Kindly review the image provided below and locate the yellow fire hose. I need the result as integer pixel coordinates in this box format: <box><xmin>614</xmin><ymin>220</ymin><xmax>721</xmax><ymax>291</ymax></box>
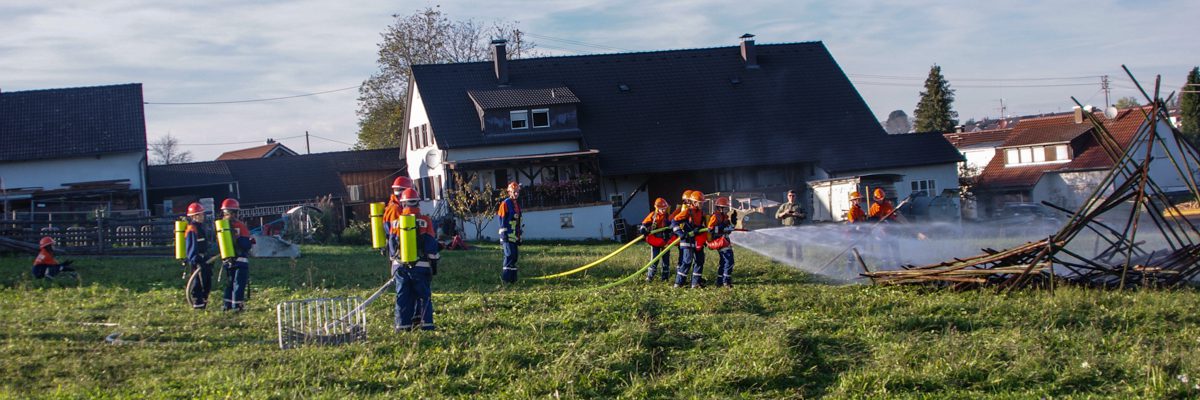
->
<box><xmin>592</xmin><ymin>228</ymin><xmax>709</xmax><ymax>290</ymax></box>
<box><xmin>531</xmin><ymin>227</ymin><xmax>672</xmax><ymax>280</ymax></box>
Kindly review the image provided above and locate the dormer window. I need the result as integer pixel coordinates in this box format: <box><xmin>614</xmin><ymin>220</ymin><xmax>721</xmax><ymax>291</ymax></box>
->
<box><xmin>532</xmin><ymin>109</ymin><xmax>550</xmax><ymax>128</ymax></box>
<box><xmin>510</xmin><ymin>110</ymin><xmax>528</xmax><ymax>130</ymax></box>
<box><xmin>1004</xmin><ymin>144</ymin><xmax>1070</xmax><ymax>166</ymax></box>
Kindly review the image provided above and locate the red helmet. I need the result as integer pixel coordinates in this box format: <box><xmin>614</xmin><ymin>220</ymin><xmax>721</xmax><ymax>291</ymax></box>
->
<box><xmin>654</xmin><ymin>197</ymin><xmax>669</xmax><ymax>210</ymax></box>
<box><xmin>714</xmin><ymin>197</ymin><xmax>731</xmax><ymax>208</ymax></box>
<box><xmin>39</xmin><ymin>236</ymin><xmax>55</xmax><ymax>248</ymax></box>
<box><xmin>400</xmin><ymin>188</ymin><xmax>420</xmax><ymax>203</ymax></box>
<box><xmin>392</xmin><ymin>176</ymin><xmax>413</xmax><ymax>190</ymax></box>
<box><xmin>187</xmin><ymin>202</ymin><xmax>205</xmax><ymax>216</ymax></box>
<box><xmin>221</xmin><ymin>198</ymin><xmax>240</xmax><ymax>211</ymax></box>
<box><xmin>507</xmin><ymin>181</ymin><xmax>521</xmax><ymax>192</ymax></box>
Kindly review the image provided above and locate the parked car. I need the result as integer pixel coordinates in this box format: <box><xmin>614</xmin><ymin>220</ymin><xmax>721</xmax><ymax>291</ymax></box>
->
<box><xmin>991</xmin><ymin>203</ymin><xmax>1062</xmax><ymax>231</ymax></box>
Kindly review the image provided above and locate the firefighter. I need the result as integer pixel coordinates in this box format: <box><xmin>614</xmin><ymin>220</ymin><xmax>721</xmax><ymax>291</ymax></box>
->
<box><xmin>384</xmin><ymin>176</ymin><xmax>417</xmax><ymax>257</ymax></box>
<box><xmin>708</xmin><ymin>197</ymin><xmax>736</xmax><ymax>288</ymax></box>
<box><xmin>31</xmin><ymin>236</ymin><xmax>73</xmax><ymax>279</ymax></box>
<box><xmin>184</xmin><ymin>202</ymin><xmax>212</xmax><ymax>310</ymax></box>
<box><xmin>672</xmin><ymin>190</ymin><xmax>706</xmax><ymax>288</ymax></box>
<box><xmin>498</xmin><ymin>181</ymin><xmax>522</xmax><ymax>283</ymax></box>
<box><xmin>393</xmin><ymin>188</ymin><xmax>439</xmax><ymax>331</ymax></box>
<box><xmin>219</xmin><ymin>198</ymin><xmax>254</xmax><ymax>312</ymax></box>
<box><xmin>640</xmin><ymin>197</ymin><xmax>673</xmax><ymax>281</ymax></box>
<box><xmin>689</xmin><ymin>190</ymin><xmax>709</xmax><ymax>287</ymax></box>
<box><xmin>775</xmin><ymin>189</ymin><xmax>806</xmax><ymax>261</ymax></box>
<box><xmin>868</xmin><ymin>188</ymin><xmax>903</xmax><ymax>266</ymax></box>
<box><xmin>845</xmin><ymin>191</ymin><xmax>867</xmax><ymax>270</ymax></box>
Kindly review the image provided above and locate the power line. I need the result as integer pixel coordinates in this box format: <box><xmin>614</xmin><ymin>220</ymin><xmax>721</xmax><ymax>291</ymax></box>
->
<box><xmin>523</xmin><ymin>32</ymin><xmax>631</xmax><ymax>52</ymax></box>
<box><xmin>848</xmin><ymin>73</ymin><xmax>1103</xmax><ymax>82</ymax></box>
<box><xmin>177</xmin><ymin>134</ymin><xmax>305</xmax><ymax>146</ymax></box>
<box><xmin>851</xmin><ymin>80</ymin><xmax>1098</xmax><ymax>88</ymax></box>
<box><xmin>145</xmin><ymin>85</ymin><xmax>359</xmax><ymax>105</ymax></box>
<box><xmin>308</xmin><ymin>134</ymin><xmax>356</xmax><ymax>146</ymax></box>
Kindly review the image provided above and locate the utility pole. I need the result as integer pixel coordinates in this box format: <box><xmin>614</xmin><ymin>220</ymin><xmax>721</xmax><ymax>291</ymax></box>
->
<box><xmin>305</xmin><ymin>131</ymin><xmax>311</xmax><ymax>154</ymax></box>
<box><xmin>1101</xmin><ymin>75</ymin><xmax>1111</xmax><ymax>107</ymax></box>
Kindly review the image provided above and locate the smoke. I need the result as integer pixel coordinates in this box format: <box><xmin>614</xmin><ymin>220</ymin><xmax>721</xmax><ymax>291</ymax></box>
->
<box><xmin>729</xmin><ymin>220</ymin><xmax>1154</xmax><ymax>283</ymax></box>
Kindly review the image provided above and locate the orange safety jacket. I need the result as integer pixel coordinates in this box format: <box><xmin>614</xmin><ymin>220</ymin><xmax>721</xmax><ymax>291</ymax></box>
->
<box><xmin>33</xmin><ymin>248</ymin><xmax>57</xmax><ymax>266</ymax></box>
<box><xmin>869</xmin><ymin>200</ymin><xmax>896</xmax><ymax>221</ymax></box>
<box><xmin>847</xmin><ymin>203</ymin><xmax>866</xmax><ymax>223</ymax></box>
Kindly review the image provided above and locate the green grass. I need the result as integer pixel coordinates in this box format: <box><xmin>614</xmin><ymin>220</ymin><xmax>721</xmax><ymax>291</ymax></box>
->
<box><xmin>1</xmin><ymin>242</ymin><xmax>1199</xmax><ymax>398</ymax></box>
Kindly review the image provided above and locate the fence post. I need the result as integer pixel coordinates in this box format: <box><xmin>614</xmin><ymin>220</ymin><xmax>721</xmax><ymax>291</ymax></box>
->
<box><xmin>97</xmin><ymin>217</ymin><xmax>106</xmax><ymax>254</ymax></box>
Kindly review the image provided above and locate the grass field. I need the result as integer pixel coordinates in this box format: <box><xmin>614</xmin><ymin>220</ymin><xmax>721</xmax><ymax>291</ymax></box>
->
<box><xmin>2</xmin><ymin>241</ymin><xmax>1199</xmax><ymax>398</ymax></box>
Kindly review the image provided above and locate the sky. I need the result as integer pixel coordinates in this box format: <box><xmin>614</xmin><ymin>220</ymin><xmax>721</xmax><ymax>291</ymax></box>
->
<box><xmin>2</xmin><ymin>0</ymin><xmax>1196</xmax><ymax>160</ymax></box>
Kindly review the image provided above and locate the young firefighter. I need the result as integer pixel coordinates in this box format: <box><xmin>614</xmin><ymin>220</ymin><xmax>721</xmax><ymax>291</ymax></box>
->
<box><xmin>690</xmin><ymin>190</ymin><xmax>709</xmax><ymax>287</ymax></box>
<box><xmin>844</xmin><ymin>191</ymin><xmax>867</xmax><ymax>270</ymax></box>
<box><xmin>184</xmin><ymin>202</ymin><xmax>212</xmax><ymax>310</ymax></box>
<box><xmin>393</xmin><ymin>188</ymin><xmax>439</xmax><ymax>331</ymax></box>
<box><xmin>498</xmin><ymin>181</ymin><xmax>522</xmax><ymax>284</ymax></box>
<box><xmin>31</xmin><ymin>236</ymin><xmax>73</xmax><ymax>279</ymax></box>
<box><xmin>383</xmin><ymin>176</ymin><xmax>416</xmax><ymax>257</ymax></box>
<box><xmin>868</xmin><ymin>188</ymin><xmax>903</xmax><ymax>266</ymax></box>
<box><xmin>639</xmin><ymin>197</ymin><xmax>673</xmax><ymax>281</ymax></box>
<box><xmin>707</xmin><ymin>197</ymin><xmax>736</xmax><ymax>288</ymax></box>
<box><xmin>219</xmin><ymin>198</ymin><xmax>254</xmax><ymax>312</ymax></box>
<box><xmin>672</xmin><ymin>190</ymin><xmax>706</xmax><ymax>288</ymax></box>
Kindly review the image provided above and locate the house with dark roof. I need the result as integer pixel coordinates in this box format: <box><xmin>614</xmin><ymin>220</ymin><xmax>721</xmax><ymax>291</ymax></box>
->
<box><xmin>148</xmin><ymin>148</ymin><xmax>404</xmax><ymax>230</ymax></box>
<box><xmin>404</xmin><ymin>36</ymin><xmax>963</xmax><ymax>238</ymax></box>
<box><xmin>0</xmin><ymin>84</ymin><xmax>149</xmax><ymax>217</ymax></box>
<box><xmin>216</xmin><ymin>139</ymin><xmax>298</xmax><ymax>160</ymax></box>
<box><xmin>969</xmin><ymin>106</ymin><xmax>1193</xmax><ymax>216</ymax></box>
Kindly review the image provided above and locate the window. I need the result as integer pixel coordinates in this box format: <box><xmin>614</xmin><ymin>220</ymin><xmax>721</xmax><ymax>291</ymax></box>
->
<box><xmin>1033</xmin><ymin>146</ymin><xmax>1046</xmax><ymax>162</ymax></box>
<box><xmin>421</xmin><ymin>125</ymin><xmax>429</xmax><ymax>147</ymax></box>
<box><xmin>409</xmin><ymin>128</ymin><xmax>416</xmax><ymax>150</ymax></box>
<box><xmin>510</xmin><ymin>110</ymin><xmax>528</xmax><ymax>130</ymax></box>
<box><xmin>1055</xmin><ymin>145</ymin><xmax>1069</xmax><ymax>161</ymax></box>
<box><xmin>531</xmin><ymin>108</ymin><xmax>550</xmax><ymax>128</ymax></box>
<box><xmin>910</xmin><ymin>179</ymin><xmax>936</xmax><ymax>194</ymax></box>
<box><xmin>347</xmin><ymin>185</ymin><xmax>362</xmax><ymax>202</ymax></box>
<box><xmin>1019</xmin><ymin>147</ymin><xmax>1033</xmax><ymax>163</ymax></box>
<box><xmin>1006</xmin><ymin>148</ymin><xmax>1019</xmax><ymax>165</ymax></box>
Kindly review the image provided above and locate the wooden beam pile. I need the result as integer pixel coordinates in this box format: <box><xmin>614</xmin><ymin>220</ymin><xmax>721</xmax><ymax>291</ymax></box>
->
<box><xmin>865</xmin><ymin>69</ymin><xmax>1200</xmax><ymax>291</ymax></box>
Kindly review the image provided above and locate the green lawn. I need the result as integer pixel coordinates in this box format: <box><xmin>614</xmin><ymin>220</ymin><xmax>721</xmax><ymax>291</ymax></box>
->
<box><xmin>1</xmin><ymin>242</ymin><xmax>1198</xmax><ymax>398</ymax></box>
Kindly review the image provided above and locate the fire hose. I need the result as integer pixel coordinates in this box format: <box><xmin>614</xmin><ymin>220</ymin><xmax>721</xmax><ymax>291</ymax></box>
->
<box><xmin>531</xmin><ymin>227</ymin><xmax>672</xmax><ymax>279</ymax></box>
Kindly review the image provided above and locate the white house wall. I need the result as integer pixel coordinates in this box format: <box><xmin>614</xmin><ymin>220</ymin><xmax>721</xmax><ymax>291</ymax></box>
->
<box><xmin>961</xmin><ymin>147</ymin><xmax>996</xmax><ymax>175</ymax></box>
<box><xmin>606</xmin><ymin>175</ymin><xmax>650</xmax><ymax>226</ymax></box>
<box><xmin>0</xmin><ymin>151</ymin><xmax>146</xmax><ymax>190</ymax></box>
<box><xmin>834</xmin><ymin>163</ymin><xmax>960</xmax><ymax>201</ymax></box>
<box><xmin>464</xmin><ymin>203</ymin><xmax>614</xmax><ymax>240</ymax></box>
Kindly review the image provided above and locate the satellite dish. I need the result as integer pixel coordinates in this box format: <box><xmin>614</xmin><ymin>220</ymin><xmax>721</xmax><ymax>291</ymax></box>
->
<box><xmin>1104</xmin><ymin>106</ymin><xmax>1119</xmax><ymax>119</ymax></box>
<box><xmin>424</xmin><ymin>149</ymin><xmax>442</xmax><ymax>167</ymax></box>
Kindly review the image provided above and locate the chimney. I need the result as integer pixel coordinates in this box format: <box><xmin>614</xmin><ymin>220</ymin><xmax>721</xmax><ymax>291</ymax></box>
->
<box><xmin>491</xmin><ymin>39</ymin><xmax>509</xmax><ymax>85</ymax></box>
<box><xmin>739</xmin><ymin>33</ymin><xmax>758</xmax><ymax>69</ymax></box>
<box><xmin>1073</xmin><ymin>106</ymin><xmax>1083</xmax><ymax>124</ymax></box>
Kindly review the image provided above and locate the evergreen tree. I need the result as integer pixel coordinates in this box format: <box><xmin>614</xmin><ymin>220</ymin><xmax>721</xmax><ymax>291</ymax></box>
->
<box><xmin>1182</xmin><ymin>66</ymin><xmax>1200</xmax><ymax>145</ymax></box>
<box><xmin>913</xmin><ymin>65</ymin><xmax>959</xmax><ymax>133</ymax></box>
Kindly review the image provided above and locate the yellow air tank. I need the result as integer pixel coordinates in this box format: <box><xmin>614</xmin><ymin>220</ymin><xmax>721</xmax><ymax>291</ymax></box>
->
<box><xmin>214</xmin><ymin>219</ymin><xmax>235</xmax><ymax>259</ymax></box>
<box><xmin>398</xmin><ymin>215</ymin><xmax>418</xmax><ymax>263</ymax></box>
<box><xmin>370</xmin><ymin>202</ymin><xmax>386</xmax><ymax>249</ymax></box>
<box><xmin>174</xmin><ymin>220</ymin><xmax>188</xmax><ymax>260</ymax></box>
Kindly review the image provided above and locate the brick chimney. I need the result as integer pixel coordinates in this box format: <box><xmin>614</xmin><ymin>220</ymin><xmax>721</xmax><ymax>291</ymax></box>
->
<box><xmin>492</xmin><ymin>39</ymin><xmax>509</xmax><ymax>85</ymax></box>
<box><xmin>739</xmin><ymin>33</ymin><xmax>758</xmax><ymax>69</ymax></box>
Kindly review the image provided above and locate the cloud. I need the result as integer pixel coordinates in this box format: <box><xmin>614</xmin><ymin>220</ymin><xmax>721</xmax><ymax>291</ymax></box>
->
<box><xmin>2</xmin><ymin>0</ymin><xmax>1196</xmax><ymax>161</ymax></box>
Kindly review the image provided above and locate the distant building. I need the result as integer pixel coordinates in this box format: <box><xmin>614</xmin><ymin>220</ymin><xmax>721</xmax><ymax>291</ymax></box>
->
<box><xmin>0</xmin><ymin>84</ymin><xmax>148</xmax><ymax>218</ymax></box>
<box><xmin>962</xmin><ymin>106</ymin><xmax>1195</xmax><ymax>216</ymax></box>
<box><xmin>216</xmin><ymin>139</ymin><xmax>298</xmax><ymax>160</ymax></box>
<box><xmin>404</xmin><ymin>36</ymin><xmax>963</xmax><ymax>238</ymax></box>
<box><xmin>148</xmin><ymin>148</ymin><xmax>404</xmax><ymax>230</ymax></box>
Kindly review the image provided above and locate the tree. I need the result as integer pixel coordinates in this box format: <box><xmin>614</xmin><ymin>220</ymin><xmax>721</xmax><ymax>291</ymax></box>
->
<box><xmin>148</xmin><ymin>134</ymin><xmax>193</xmax><ymax>165</ymax></box>
<box><xmin>883</xmin><ymin>109</ymin><xmax>912</xmax><ymax>134</ymax></box>
<box><xmin>1182</xmin><ymin>67</ymin><xmax>1200</xmax><ymax>145</ymax></box>
<box><xmin>1114</xmin><ymin>96</ymin><xmax>1140</xmax><ymax>109</ymax></box>
<box><xmin>913</xmin><ymin>65</ymin><xmax>959</xmax><ymax>133</ymax></box>
<box><xmin>446</xmin><ymin>172</ymin><xmax>502</xmax><ymax>241</ymax></box>
<box><xmin>353</xmin><ymin>6</ymin><xmax>535</xmax><ymax>150</ymax></box>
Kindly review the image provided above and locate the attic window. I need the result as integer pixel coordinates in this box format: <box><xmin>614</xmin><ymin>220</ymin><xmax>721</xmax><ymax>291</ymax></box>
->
<box><xmin>618</xmin><ymin>84</ymin><xmax>630</xmax><ymax>92</ymax></box>
<box><xmin>510</xmin><ymin>110</ymin><xmax>528</xmax><ymax>130</ymax></box>
<box><xmin>532</xmin><ymin>109</ymin><xmax>549</xmax><ymax>128</ymax></box>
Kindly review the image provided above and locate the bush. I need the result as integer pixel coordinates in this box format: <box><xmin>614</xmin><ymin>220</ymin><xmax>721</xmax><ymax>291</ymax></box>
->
<box><xmin>340</xmin><ymin>220</ymin><xmax>371</xmax><ymax>246</ymax></box>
